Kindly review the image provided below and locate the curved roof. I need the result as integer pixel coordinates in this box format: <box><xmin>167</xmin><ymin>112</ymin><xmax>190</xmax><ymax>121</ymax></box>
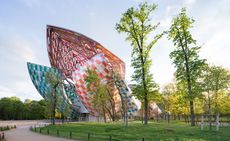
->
<box><xmin>27</xmin><ymin>62</ymin><xmax>88</xmax><ymax>114</ymax></box>
<box><xmin>47</xmin><ymin>25</ymin><xmax>125</xmax><ymax>79</ymax></box>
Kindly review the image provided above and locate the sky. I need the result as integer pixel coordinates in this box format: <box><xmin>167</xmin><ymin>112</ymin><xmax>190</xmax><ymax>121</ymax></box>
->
<box><xmin>0</xmin><ymin>0</ymin><xmax>230</xmax><ymax>101</ymax></box>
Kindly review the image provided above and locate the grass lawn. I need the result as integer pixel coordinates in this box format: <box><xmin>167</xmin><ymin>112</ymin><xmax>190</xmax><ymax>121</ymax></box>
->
<box><xmin>34</xmin><ymin>121</ymin><xmax>230</xmax><ymax>141</ymax></box>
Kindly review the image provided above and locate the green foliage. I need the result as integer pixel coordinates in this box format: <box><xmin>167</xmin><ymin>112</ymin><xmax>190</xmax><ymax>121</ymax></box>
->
<box><xmin>162</xmin><ymin>83</ymin><xmax>180</xmax><ymax>115</ymax></box>
<box><xmin>0</xmin><ymin>97</ymin><xmax>24</xmax><ymax>120</ymax></box>
<box><xmin>116</xmin><ymin>2</ymin><xmax>164</xmax><ymax>124</ymax></box>
<box><xmin>201</xmin><ymin>65</ymin><xmax>230</xmax><ymax>114</ymax></box>
<box><xmin>218</xmin><ymin>91</ymin><xmax>230</xmax><ymax>114</ymax></box>
<box><xmin>84</xmin><ymin>69</ymin><xmax>112</xmax><ymax>122</ymax></box>
<box><xmin>24</xmin><ymin>99</ymin><xmax>47</xmax><ymax>119</ymax></box>
<box><xmin>202</xmin><ymin>65</ymin><xmax>230</xmax><ymax>93</ymax></box>
<box><xmin>84</xmin><ymin>69</ymin><xmax>105</xmax><ymax>109</ymax></box>
<box><xmin>0</xmin><ymin>97</ymin><xmax>47</xmax><ymax>120</ymax></box>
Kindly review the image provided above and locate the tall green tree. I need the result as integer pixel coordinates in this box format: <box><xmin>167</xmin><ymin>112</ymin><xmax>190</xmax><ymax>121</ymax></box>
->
<box><xmin>45</xmin><ymin>72</ymin><xmax>62</xmax><ymax>125</ymax></box>
<box><xmin>168</xmin><ymin>8</ymin><xmax>206</xmax><ymax>126</ymax></box>
<box><xmin>116</xmin><ymin>2</ymin><xmax>164</xmax><ymax>125</ymax></box>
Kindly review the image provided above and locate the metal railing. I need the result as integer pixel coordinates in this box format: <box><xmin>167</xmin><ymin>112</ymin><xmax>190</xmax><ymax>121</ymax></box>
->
<box><xmin>30</xmin><ymin>125</ymin><xmax>146</xmax><ymax>141</ymax></box>
<box><xmin>30</xmin><ymin>124</ymin><xmax>225</xmax><ymax>141</ymax></box>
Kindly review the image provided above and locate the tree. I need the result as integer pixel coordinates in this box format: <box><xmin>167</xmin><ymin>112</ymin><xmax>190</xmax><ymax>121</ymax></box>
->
<box><xmin>116</xmin><ymin>2</ymin><xmax>164</xmax><ymax>125</ymax></box>
<box><xmin>85</xmin><ymin>69</ymin><xmax>115</xmax><ymax>122</ymax></box>
<box><xmin>0</xmin><ymin>97</ymin><xmax>25</xmax><ymax>120</ymax></box>
<box><xmin>104</xmin><ymin>77</ymin><xmax>117</xmax><ymax>122</ymax></box>
<box><xmin>45</xmin><ymin>72</ymin><xmax>62</xmax><ymax>125</ymax></box>
<box><xmin>0</xmin><ymin>97</ymin><xmax>49</xmax><ymax>120</ymax></box>
<box><xmin>202</xmin><ymin>65</ymin><xmax>230</xmax><ymax>113</ymax></box>
<box><xmin>217</xmin><ymin>90</ymin><xmax>230</xmax><ymax>114</ymax></box>
<box><xmin>201</xmin><ymin>65</ymin><xmax>230</xmax><ymax>129</ymax></box>
<box><xmin>162</xmin><ymin>83</ymin><xmax>177</xmax><ymax>123</ymax></box>
<box><xmin>38</xmin><ymin>99</ymin><xmax>48</xmax><ymax>119</ymax></box>
<box><xmin>168</xmin><ymin>8</ymin><xmax>206</xmax><ymax>126</ymax></box>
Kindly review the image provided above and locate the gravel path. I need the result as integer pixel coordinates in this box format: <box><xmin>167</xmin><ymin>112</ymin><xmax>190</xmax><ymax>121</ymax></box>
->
<box><xmin>4</xmin><ymin>125</ymin><xmax>79</xmax><ymax>141</ymax></box>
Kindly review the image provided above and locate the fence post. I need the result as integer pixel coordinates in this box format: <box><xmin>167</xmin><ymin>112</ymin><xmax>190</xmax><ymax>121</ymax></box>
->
<box><xmin>2</xmin><ymin>132</ymin><xmax>4</xmax><ymax>140</ymax></box>
<box><xmin>35</xmin><ymin>126</ymin><xmax>36</xmax><ymax>132</ymax></box>
<box><xmin>109</xmin><ymin>135</ymin><xmax>112</xmax><ymax>141</ymax></box>
<box><xmin>57</xmin><ymin>130</ymin><xmax>59</xmax><ymax>136</ymax></box>
<box><xmin>216</xmin><ymin>113</ymin><xmax>220</xmax><ymax>131</ymax></box>
<box><xmin>88</xmin><ymin>133</ymin><xmax>90</xmax><ymax>141</ymax></box>
<box><xmin>201</xmin><ymin>114</ymin><xmax>204</xmax><ymax>131</ymax></box>
<box><xmin>142</xmin><ymin>138</ymin><xmax>145</xmax><ymax>141</ymax></box>
<box><xmin>69</xmin><ymin>131</ymin><xmax>72</xmax><ymax>139</ymax></box>
<box><xmin>40</xmin><ymin>128</ymin><xmax>41</xmax><ymax>133</ymax></box>
<box><xmin>47</xmin><ymin>129</ymin><xmax>49</xmax><ymax>135</ymax></box>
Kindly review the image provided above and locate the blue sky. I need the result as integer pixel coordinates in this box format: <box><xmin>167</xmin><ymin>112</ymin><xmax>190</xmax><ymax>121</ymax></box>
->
<box><xmin>0</xmin><ymin>0</ymin><xmax>230</xmax><ymax>101</ymax></box>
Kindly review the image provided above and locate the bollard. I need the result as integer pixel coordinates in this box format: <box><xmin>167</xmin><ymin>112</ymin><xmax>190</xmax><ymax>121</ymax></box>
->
<box><xmin>2</xmin><ymin>132</ymin><xmax>4</xmax><ymax>139</ymax></box>
<box><xmin>57</xmin><ymin>130</ymin><xmax>59</xmax><ymax>136</ymax></box>
<box><xmin>142</xmin><ymin>138</ymin><xmax>145</xmax><ymax>141</ymax></box>
<box><xmin>88</xmin><ymin>133</ymin><xmax>90</xmax><ymax>141</ymax></box>
<box><xmin>47</xmin><ymin>129</ymin><xmax>49</xmax><ymax>135</ymax></box>
<box><xmin>109</xmin><ymin>135</ymin><xmax>112</xmax><ymax>141</ymax></box>
<box><xmin>40</xmin><ymin>128</ymin><xmax>41</xmax><ymax>133</ymax></box>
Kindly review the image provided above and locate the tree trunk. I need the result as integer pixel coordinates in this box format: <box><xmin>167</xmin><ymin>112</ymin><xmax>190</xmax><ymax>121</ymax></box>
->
<box><xmin>140</xmin><ymin>49</ymin><xmax>148</xmax><ymax>125</ymax></box>
<box><xmin>190</xmin><ymin>100</ymin><xmax>195</xmax><ymax>126</ymax></box>
<box><xmin>167</xmin><ymin>112</ymin><xmax>170</xmax><ymax>123</ymax></box>
<box><xmin>144</xmin><ymin>93</ymin><xmax>148</xmax><ymax>124</ymax></box>
<box><xmin>103</xmin><ymin>110</ymin><xmax>106</xmax><ymax>123</ymax></box>
<box><xmin>61</xmin><ymin>113</ymin><xmax>64</xmax><ymax>124</ymax></box>
<box><xmin>52</xmin><ymin>91</ymin><xmax>57</xmax><ymax>125</ymax></box>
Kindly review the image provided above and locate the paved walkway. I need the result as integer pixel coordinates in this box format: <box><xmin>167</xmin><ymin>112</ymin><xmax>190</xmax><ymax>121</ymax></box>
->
<box><xmin>4</xmin><ymin>125</ymin><xmax>78</xmax><ymax>141</ymax></box>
